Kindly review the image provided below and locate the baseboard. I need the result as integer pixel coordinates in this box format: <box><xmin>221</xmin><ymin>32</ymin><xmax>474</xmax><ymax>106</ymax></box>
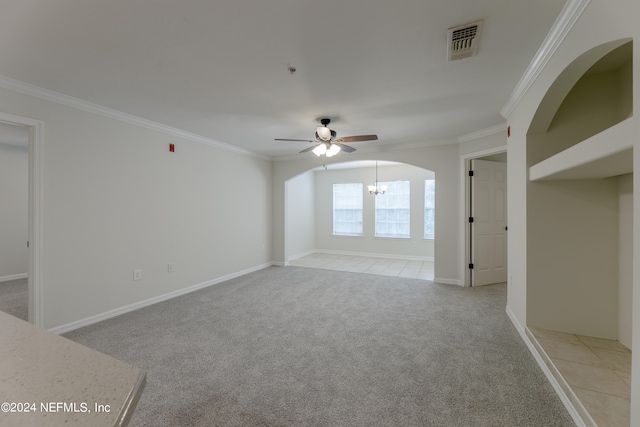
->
<box><xmin>505</xmin><ymin>306</ymin><xmax>589</xmax><ymax>427</ymax></box>
<box><xmin>434</xmin><ymin>277</ymin><xmax>461</xmax><ymax>286</ymax></box>
<box><xmin>315</xmin><ymin>249</ymin><xmax>434</xmax><ymax>262</ymax></box>
<box><xmin>0</xmin><ymin>273</ymin><xmax>28</xmax><ymax>283</ymax></box>
<box><xmin>287</xmin><ymin>250</ymin><xmax>316</xmax><ymax>262</ymax></box>
<box><xmin>49</xmin><ymin>262</ymin><xmax>274</xmax><ymax>335</ymax></box>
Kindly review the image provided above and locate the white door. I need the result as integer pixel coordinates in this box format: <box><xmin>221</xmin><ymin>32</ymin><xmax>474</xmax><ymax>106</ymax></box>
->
<box><xmin>471</xmin><ymin>159</ymin><xmax>507</xmax><ymax>287</ymax></box>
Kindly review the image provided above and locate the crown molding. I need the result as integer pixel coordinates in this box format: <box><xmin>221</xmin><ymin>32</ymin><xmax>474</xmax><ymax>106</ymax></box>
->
<box><xmin>0</xmin><ymin>74</ymin><xmax>269</xmax><ymax>160</ymax></box>
<box><xmin>500</xmin><ymin>0</ymin><xmax>591</xmax><ymax>119</ymax></box>
<box><xmin>457</xmin><ymin>122</ymin><xmax>507</xmax><ymax>143</ymax></box>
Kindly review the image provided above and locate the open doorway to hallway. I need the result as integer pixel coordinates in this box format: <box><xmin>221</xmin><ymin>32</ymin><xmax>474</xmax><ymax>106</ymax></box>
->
<box><xmin>0</xmin><ymin>112</ymin><xmax>43</xmax><ymax>327</ymax></box>
<box><xmin>0</xmin><ymin>121</ymin><xmax>29</xmax><ymax>320</ymax></box>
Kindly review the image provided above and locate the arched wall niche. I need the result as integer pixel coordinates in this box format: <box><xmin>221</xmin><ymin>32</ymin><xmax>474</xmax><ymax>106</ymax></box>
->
<box><xmin>527</xmin><ymin>38</ymin><xmax>632</xmax><ymax>166</ymax></box>
<box><xmin>524</xmin><ymin>37</ymin><xmax>634</xmax><ymax>342</ymax></box>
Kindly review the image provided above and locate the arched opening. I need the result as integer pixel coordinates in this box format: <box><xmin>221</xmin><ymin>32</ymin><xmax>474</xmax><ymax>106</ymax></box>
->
<box><xmin>284</xmin><ymin>160</ymin><xmax>436</xmax><ymax>280</ymax></box>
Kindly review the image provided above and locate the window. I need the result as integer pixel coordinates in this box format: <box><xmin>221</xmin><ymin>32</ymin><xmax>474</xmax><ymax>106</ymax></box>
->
<box><xmin>375</xmin><ymin>180</ymin><xmax>410</xmax><ymax>238</ymax></box>
<box><xmin>333</xmin><ymin>183</ymin><xmax>363</xmax><ymax>236</ymax></box>
<box><xmin>424</xmin><ymin>179</ymin><xmax>435</xmax><ymax>239</ymax></box>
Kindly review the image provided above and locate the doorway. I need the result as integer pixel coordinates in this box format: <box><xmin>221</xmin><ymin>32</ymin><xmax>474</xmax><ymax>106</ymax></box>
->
<box><xmin>464</xmin><ymin>151</ymin><xmax>507</xmax><ymax>287</ymax></box>
<box><xmin>0</xmin><ymin>122</ymin><xmax>29</xmax><ymax>319</ymax></box>
<box><xmin>0</xmin><ymin>112</ymin><xmax>44</xmax><ymax>327</ymax></box>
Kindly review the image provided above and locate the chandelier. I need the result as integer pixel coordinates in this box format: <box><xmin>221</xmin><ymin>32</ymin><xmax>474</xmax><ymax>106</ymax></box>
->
<box><xmin>368</xmin><ymin>161</ymin><xmax>387</xmax><ymax>195</ymax></box>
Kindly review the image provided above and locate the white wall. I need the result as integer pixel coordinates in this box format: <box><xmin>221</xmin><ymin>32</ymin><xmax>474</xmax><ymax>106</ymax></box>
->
<box><xmin>274</xmin><ymin>143</ymin><xmax>460</xmax><ymax>284</ymax></box>
<box><xmin>0</xmin><ymin>87</ymin><xmax>272</xmax><ymax>329</ymax></box>
<box><xmin>526</xmin><ymin>178</ymin><xmax>619</xmax><ymax>338</ymax></box>
<box><xmin>634</xmin><ymin>107</ymin><xmax>640</xmax><ymax>426</ymax></box>
<box><xmin>0</xmin><ymin>143</ymin><xmax>28</xmax><ymax>280</ymax></box>
<box><xmin>314</xmin><ymin>163</ymin><xmax>434</xmax><ymax>259</ymax></box>
<box><xmin>618</xmin><ymin>173</ymin><xmax>633</xmax><ymax>349</ymax></box>
<box><xmin>458</xmin><ymin>130</ymin><xmax>507</xmax><ymax>157</ymax></box>
<box><xmin>286</xmin><ymin>171</ymin><xmax>315</xmax><ymax>259</ymax></box>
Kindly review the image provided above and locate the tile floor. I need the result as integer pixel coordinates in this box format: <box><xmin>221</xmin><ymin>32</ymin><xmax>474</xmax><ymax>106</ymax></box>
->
<box><xmin>530</xmin><ymin>327</ymin><xmax>631</xmax><ymax>427</ymax></box>
<box><xmin>289</xmin><ymin>252</ymin><xmax>434</xmax><ymax>281</ymax></box>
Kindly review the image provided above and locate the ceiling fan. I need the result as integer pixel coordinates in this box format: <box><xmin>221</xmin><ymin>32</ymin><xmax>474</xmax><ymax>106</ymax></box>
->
<box><xmin>275</xmin><ymin>118</ymin><xmax>378</xmax><ymax>157</ymax></box>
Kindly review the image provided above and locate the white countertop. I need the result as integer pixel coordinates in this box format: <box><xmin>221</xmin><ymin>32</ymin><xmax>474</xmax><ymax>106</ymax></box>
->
<box><xmin>0</xmin><ymin>310</ymin><xmax>145</xmax><ymax>427</ymax></box>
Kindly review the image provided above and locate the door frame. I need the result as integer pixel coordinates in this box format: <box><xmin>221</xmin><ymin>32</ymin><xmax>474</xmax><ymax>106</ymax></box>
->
<box><xmin>459</xmin><ymin>145</ymin><xmax>507</xmax><ymax>287</ymax></box>
<box><xmin>0</xmin><ymin>111</ymin><xmax>44</xmax><ymax>328</ymax></box>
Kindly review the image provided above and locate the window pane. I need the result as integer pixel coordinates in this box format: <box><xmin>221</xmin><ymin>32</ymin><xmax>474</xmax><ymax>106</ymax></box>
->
<box><xmin>424</xmin><ymin>179</ymin><xmax>435</xmax><ymax>239</ymax></box>
<box><xmin>333</xmin><ymin>183</ymin><xmax>363</xmax><ymax>236</ymax></box>
<box><xmin>375</xmin><ymin>180</ymin><xmax>410</xmax><ymax>238</ymax></box>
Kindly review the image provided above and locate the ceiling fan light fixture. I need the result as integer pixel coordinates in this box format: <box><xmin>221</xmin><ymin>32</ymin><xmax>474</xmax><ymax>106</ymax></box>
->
<box><xmin>325</xmin><ymin>143</ymin><xmax>341</xmax><ymax>157</ymax></box>
<box><xmin>277</xmin><ymin>117</ymin><xmax>375</xmax><ymax>156</ymax></box>
<box><xmin>316</xmin><ymin>126</ymin><xmax>332</xmax><ymax>141</ymax></box>
<box><xmin>312</xmin><ymin>143</ymin><xmax>327</xmax><ymax>156</ymax></box>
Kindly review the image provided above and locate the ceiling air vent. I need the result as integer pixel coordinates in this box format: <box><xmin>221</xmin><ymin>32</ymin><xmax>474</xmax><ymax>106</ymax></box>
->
<box><xmin>447</xmin><ymin>20</ymin><xmax>483</xmax><ymax>61</ymax></box>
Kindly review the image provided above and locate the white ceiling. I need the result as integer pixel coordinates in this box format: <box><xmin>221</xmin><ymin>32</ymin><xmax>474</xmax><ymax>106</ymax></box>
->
<box><xmin>0</xmin><ymin>0</ymin><xmax>566</xmax><ymax>158</ymax></box>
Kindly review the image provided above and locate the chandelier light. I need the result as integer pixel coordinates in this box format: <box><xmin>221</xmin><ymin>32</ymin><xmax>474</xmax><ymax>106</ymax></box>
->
<box><xmin>368</xmin><ymin>161</ymin><xmax>387</xmax><ymax>195</ymax></box>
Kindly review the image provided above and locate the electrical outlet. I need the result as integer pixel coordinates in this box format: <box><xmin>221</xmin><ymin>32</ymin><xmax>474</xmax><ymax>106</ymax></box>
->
<box><xmin>168</xmin><ymin>263</ymin><xmax>174</xmax><ymax>273</ymax></box>
<box><xmin>133</xmin><ymin>269</ymin><xmax>142</xmax><ymax>281</ymax></box>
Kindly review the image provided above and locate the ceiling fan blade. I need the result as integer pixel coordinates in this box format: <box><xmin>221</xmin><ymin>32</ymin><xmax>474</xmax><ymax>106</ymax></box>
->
<box><xmin>275</xmin><ymin>138</ymin><xmax>317</xmax><ymax>142</ymax></box>
<box><xmin>334</xmin><ymin>142</ymin><xmax>356</xmax><ymax>153</ymax></box>
<box><xmin>337</xmin><ymin>134</ymin><xmax>378</xmax><ymax>143</ymax></box>
<box><xmin>299</xmin><ymin>144</ymin><xmax>321</xmax><ymax>153</ymax></box>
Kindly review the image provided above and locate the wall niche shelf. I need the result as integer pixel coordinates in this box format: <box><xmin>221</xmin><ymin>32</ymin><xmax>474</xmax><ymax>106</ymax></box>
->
<box><xmin>529</xmin><ymin>117</ymin><xmax>634</xmax><ymax>181</ymax></box>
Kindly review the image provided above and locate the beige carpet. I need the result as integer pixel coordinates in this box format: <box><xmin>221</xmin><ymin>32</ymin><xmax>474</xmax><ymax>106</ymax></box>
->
<box><xmin>0</xmin><ymin>278</ymin><xmax>27</xmax><ymax>321</ymax></box>
<box><xmin>65</xmin><ymin>266</ymin><xmax>574</xmax><ymax>426</ymax></box>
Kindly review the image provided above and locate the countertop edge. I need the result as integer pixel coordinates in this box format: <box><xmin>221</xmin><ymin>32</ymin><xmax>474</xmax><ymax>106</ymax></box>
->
<box><xmin>115</xmin><ymin>370</ymin><xmax>146</xmax><ymax>427</ymax></box>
